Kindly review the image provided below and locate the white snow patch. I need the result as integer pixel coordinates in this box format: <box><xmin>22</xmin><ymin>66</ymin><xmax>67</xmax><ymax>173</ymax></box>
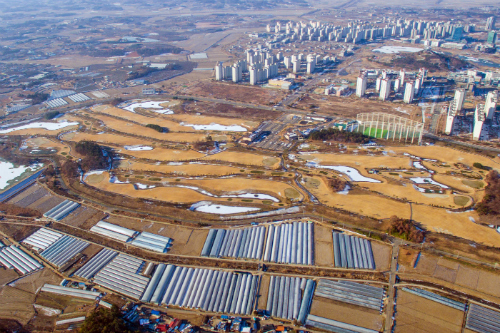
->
<box><xmin>410</xmin><ymin>177</ymin><xmax>449</xmax><ymax>188</ymax></box>
<box><xmin>122</xmin><ymin>100</ymin><xmax>174</xmax><ymax>114</ymax></box>
<box><xmin>135</xmin><ymin>183</ymin><xmax>155</xmax><ymax>189</ymax></box>
<box><xmin>124</xmin><ymin>145</ymin><xmax>153</xmax><ymax>151</ymax></box>
<box><xmin>192</xmin><ymin>204</ymin><xmax>260</xmax><ymax>214</ymax></box>
<box><xmin>181</xmin><ymin>123</ymin><xmax>247</xmax><ymax>132</ymax></box>
<box><xmin>0</xmin><ymin>121</ymin><xmax>79</xmax><ymax>134</ymax></box>
<box><xmin>314</xmin><ymin>164</ymin><xmax>381</xmax><ymax>183</ymax></box>
<box><xmin>372</xmin><ymin>46</ymin><xmax>423</xmax><ymax>54</ymax></box>
<box><xmin>0</xmin><ymin>161</ymin><xmax>34</xmax><ymax>189</ymax></box>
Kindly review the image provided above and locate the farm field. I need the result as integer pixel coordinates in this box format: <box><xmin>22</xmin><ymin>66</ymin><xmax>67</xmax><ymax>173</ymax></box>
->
<box><xmin>310</xmin><ymin>296</ymin><xmax>384</xmax><ymax>331</ymax></box>
<box><xmin>394</xmin><ymin>290</ymin><xmax>464</xmax><ymax>333</ymax></box>
<box><xmin>399</xmin><ymin>250</ymin><xmax>500</xmax><ymax>300</ymax></box>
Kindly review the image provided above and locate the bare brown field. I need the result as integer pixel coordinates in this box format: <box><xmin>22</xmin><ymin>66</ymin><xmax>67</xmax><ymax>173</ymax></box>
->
<box><xmin>257</xmin><ymin>274</ymin><xmax>270</xmax><ymax>310</ymax></box>
<box><xmin>295</xmin><ymin>94</ymin><xmax>422</xmax><ymax>120</ymax></box>
<box><xmin>310</xmin><ymin>297</ymin><xmax>384</xmax><ymax>331</ymax></box>
<box><xmin>117</xmin><ymin>160</ymin><xmax>243</xmax><ymax>176</ymax></box>
<box><xmin>390</xmin><ymin>146</ymin><xmax>500</xmax><ymax>171</ymax></box>
<box><xmin>118</xmin><ymin>147</ymin><xmax>204</xmax><ymax>161</ymax></box>
<box><xmin>203</xmin><ymin>151</ymin><xmax>281</xmax><ymax>168</ymax></box>
<box><xmin>399</xmin><ymin>250</ymin><xmax>500</xmax><ymax>299</ymax></box>
<box><xmin>79</xmin><ymin>113</ymin><xmax>207</xmax><ymax>142</ymax></box>
<box><xmin>314</xmin><ymin>224</ymin><xmax>334</xmax><ymax>267</ymax></box>
<box><xmin>395</xmin><ymin>290</ymin><xmax>464</xmax><ymax>333</ymax></box>
<box><xmin>61</xmin><ymin>132</ymin><xmax>154</xmax><ymax>147</ymax></box>
<box><xmin>181</xmin><ymin>81</ymin><xmax>286</xmax><ymax>105</ymax></box>
<box><xmin>371</xmin><ymin>241</ymin><xmax>391</xmax><ymax>271</ymax></box>
<box><xmin>305</xmin><ymin>176</ymin><xmax>500</xmax><ymax>245</ymax></box>
<box><xmin>181</xmin><ymin>178</ymin><xmax>299</xmax><ymax>201</ymax></box>
<box><xmin>362</xmin><ymin>182</ymin><xmax>459</xmax><ymax>208</ymax></box>
<box><xmin>301</xmin><ymin>152</ymin><xmax>412</xmax><ymax>171</ymax></box>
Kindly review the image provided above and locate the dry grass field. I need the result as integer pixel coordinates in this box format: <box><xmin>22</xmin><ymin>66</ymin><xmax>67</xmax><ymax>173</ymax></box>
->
<box><xmin>181</xmin><ymin>81</ymin><xmax>287</xmax><ymax>105</ymax></box>
<box><xmin>61</xmin><ymin>131</ymin><xmax>154</xmax><ymax>147</ymax></box>
<box><xmin>117</xmin><ymin>160</ymin><xmax>243</xmax><ymax>176</ymax></box>
<box><xmin>399</xmin><ymin>251</ymin><xmax>500</xmax><ymax>300</ymax></box>
<box><xmin>395</xmin><ymin>290</ymin><xmax>464</xmax><ymax>333</ymax></box>
<box><xmin>310</xmin><ymin>296</ymin><xmax>384</xmax><ymax>331</ymax></box>
<box><xmin>87</xmin><ymin>172</ymin><xmax>295</xmax><ymax>204</ymax></box>
<box><xmin>118</xmin><ymin>147</ymin><xmax>204</xmax><ymax>161</ymax></box>
<box><xmin>203</xmin><ymin>151</ymin><xmax>281</xmax><ymax>168</ymax></box>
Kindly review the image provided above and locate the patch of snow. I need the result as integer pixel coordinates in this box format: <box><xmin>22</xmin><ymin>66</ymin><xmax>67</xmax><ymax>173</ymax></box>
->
<box><xmin>135</xmin><ymin>183</ymin><xmax>155</xmax><ymax>189</ymax></box>
<box><xmin>0</xmin><ymin>161</ymin><xmax>33</xmax><ymax>189</ymax></box>
<box><xmin>122</xmin><ymin>100</ymin><xmax>174</xmax><ymax>114</ymax></box>
<box><xmin>410</xmin><ymin>177</ymin><xmax>449</xmax><ymax>188</ymax></box>
<box><xmin>124</xmin><ymin>145</ymin><xmax>153</xmax><ymax>151</ymax></box>
<box><xmin>315</xmin><ymin>165</ymin><xmax>381</xmax><ymax>183</ymax></box>
<box><xmin>372</xmin><ymin>46</ymin><xmax>423</xmax><ymax>54</ymax></box>
<box><xmin>0</xmin><ymin>121</ymin><xmax>79</xmax><ymax>134</ymax></box>
<box><xmin>338</xmin><ymin>184</ymin><xmax>351</xmax><ymax>195</ymax></box>
<box><xmin>191</xmin><ymin>203</ymin><xmax>260</xmax><ymax>214</ymax></box>
<box><xmin>181</xmin><ymin>123</ymin><xmax>247</xmax><ymax>132</ymax></box>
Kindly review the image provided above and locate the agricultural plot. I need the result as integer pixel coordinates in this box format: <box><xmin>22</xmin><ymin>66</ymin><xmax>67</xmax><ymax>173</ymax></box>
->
<box><xmin>399</xmin><ymin>251</ymin><xmax>500</xmax><ymax>299</ymax></box>
<box><xmin>394</xmin><ymin>289</ymin><xmax>464</xmax><ymax>333</ymax></box>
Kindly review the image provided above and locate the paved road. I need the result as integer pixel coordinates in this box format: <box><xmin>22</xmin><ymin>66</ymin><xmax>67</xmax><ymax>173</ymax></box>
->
<box><xmin>424</xmin><ymin>133</ymin><xmax>500</xmax><ymax>154</ymax></box>
<box><xmin>385</xmin><ymin>238</ymin><xmax>401</xmax><ymax>333</ymax></box>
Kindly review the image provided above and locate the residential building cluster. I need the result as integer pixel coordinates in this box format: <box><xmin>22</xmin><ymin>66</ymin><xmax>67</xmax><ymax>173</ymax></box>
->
<box><xmin>214</xmin><ymin>48</ymin><xmax>336</xmax><ymax>86</ymax></box>
<box><xmin>356</xmin><ymin>68</ymin><xmax>426</xmax><ymax>104</ymax></box>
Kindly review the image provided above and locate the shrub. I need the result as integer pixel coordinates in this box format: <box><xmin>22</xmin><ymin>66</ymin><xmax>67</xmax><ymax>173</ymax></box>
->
<box><xmin>44</xmin><ymin>111</ymin><xmax>60</xmax><ymax>120</ymax></box>
<box><xmin>146</xmin><ymin>124</ymin><xmax>167</xmax><ymax>133</ymax></box>
<box><xmin>476</xmin><ymin>171</ymin><xmax>500</xmax><ymax>215</ymax></box>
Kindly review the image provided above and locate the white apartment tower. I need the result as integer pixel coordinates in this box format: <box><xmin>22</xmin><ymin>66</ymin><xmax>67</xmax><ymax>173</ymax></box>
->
<box><xmin>485</xmin><ymin>90</ymin><xmax>498</xmax><ymax>120</ymax></box>
<box><xmin>404</xmin><ymin>81</ymin><xmax>415</xmax><ymax>103</ymax></box>
<box><xmin>473</xmin><ymin>104</ymin><xmax>486</xmax><ymax>140</ymax></box>
<box><xmin>454</xmin><ymin>88</ymin><xmax>466</xmax><ymax>112</ymax></box>
<box><xmin>292</xmin><ymin>60</ymin><xmax>300</xmax><ymax>74</ymax></box>
<box><xmin>306</xmin><ymin>60</ymin><xmax>316</xmax><ymax>74</ymax></box>
<box><xmin>249</xmin><ymin>66</ymin><xmax>258</xmax><ymax>85</ymax></box>
<box><xmin>215</xmin><ymin>62</ymin><xmax>223</xmax><ymax>81</ymax></box>
<box><xmin>379</xmin><ymin>79</ymin><xmax>391</xmax><ymax>101</ymax></box>
<box><xmin>356</xmin><ymin>75</ymin><xmax>367</xmax><ymax>97</ymax></box>
<box><xmin>445</xmin><ymin>102</ymin><xmax>458</xmax><ymax>135</ymax></box>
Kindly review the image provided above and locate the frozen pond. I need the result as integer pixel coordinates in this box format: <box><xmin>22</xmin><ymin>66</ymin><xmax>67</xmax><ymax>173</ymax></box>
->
<box><xmin>410</xmin><ymin>177</ymin><xmax>449</xmax><ymax>189</ymax></box>
<box><xmin>372</xmin><ymin>46</ymin><xmax>423</xmax><ymax>54</ymax></box>
<box><xmin>122</xmin><ymin>101</ymin><xmax>174</xmax><ymax>114</ymax></box>
<box><xmin>0</xmin><ymin>121</ymin><xmax>79</xmax><ymax>134</ymax></box>
<box><xmin>124</xmin><ymin>145</ymin><xmax>153</xmax><ymax>151</ymax></box>
<box><xmin>181</xmin><ymin>123</ymin><xmax>247</xmax><ymax>132</ymax></box>
<box><xmin>308</xmin><ymin>162</ymin><xmax>381</xmax><ymax>182</ymax></box>
<box><xmin>192</xmin><ymin>203</ymin><xmax>260</xmax><ymax>214</ymax></box>
<box><xmin>0</xmin><ymin>161</ymin><xmax>40</xmax><ymax>190</ymax></box>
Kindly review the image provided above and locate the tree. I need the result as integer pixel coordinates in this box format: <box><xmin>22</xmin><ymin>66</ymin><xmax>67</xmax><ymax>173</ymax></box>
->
<box><xmin>476</xmin><ymin>171</ymin><xmax>500</xmax><ymax>215</ymax></box>
<box><xmin>78</xmin><ymin>306</ymin><xmax>136</xmax><ymax>333</ymax></box>
<box><xmin>388</xmin><ymin>215</ymin><xmax>425</xmax><ymax>243</ymax></box>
